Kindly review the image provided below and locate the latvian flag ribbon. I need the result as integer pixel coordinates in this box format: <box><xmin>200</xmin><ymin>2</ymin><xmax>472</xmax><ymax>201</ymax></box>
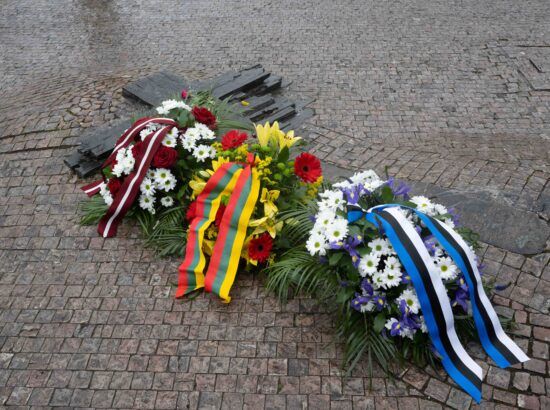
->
<box><xmin>176</xmin><ymin>160</ymin><xmax>260</xmax><ymax>303</ymax></box>
<box><xmin>347</xmin><ymin>204</ymin><xmax>529</xmax><ymax>402</ymax></box>
<box><xmin>81</xmin><ymin>117</ymin><xmax>177</xmax><ymax>237</ymax></box>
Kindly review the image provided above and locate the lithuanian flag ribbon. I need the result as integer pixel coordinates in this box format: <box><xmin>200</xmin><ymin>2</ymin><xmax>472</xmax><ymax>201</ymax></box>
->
<box><xmin>176</xmin><ymin>161</ymin><xmax>260</xmax><ymax>303</ymax></box>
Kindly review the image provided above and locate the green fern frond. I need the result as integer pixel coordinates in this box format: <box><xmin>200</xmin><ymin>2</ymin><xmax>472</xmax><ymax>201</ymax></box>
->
<box><xmin>79</xmin><ymin>195</ymin><xmax>108</xmax><ymax>225</ymax></box>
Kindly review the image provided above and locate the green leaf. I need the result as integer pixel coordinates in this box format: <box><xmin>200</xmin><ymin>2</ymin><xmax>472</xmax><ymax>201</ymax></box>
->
<box><xmin>102</xmin><ymin>166</ymin><xmax>113</xmax><ymax>179</ymax></box>
<box><xmin>329</xmin><ymin>252</ymin><xmax>344</xmax><ymax>267</ymax></box>
<box><xmin>380</xmin><ymin>185</ymin><xmax>394</xmax><ymax>203</ymax></box>
<box><xmin>373</xmin><ymin>312</ymin><xmax>386</xmax><ymax>333</ymax></box>
<box><xmin>277</xmin><ymin>146</ymin><xmax>290</xmax><ymax>163</ymax></box>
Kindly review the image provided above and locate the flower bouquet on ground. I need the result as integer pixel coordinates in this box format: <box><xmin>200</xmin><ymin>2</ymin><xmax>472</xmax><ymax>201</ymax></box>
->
<box><xmin>80</xmin><ymin>92</ymin><xmax>323</xmax><ymax>301</ymax></box>
<box><xmin>265</xmin><ymin>169</ymin><xmax>526</xmax><ymax>401</ymax></box>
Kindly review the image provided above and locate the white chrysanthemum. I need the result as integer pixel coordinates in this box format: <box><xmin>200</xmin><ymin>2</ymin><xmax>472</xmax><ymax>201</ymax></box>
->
<box><xmin>441</xmin><ymin>218</ymin><xmax>455</xmax><ymax>228</ymax></box>
<box><xmin>332</xmin><ymin>180</ymin><xmax>352</xmax><ymax>190</ymax></box>
<box><xmin>193</xmin><ymin>144</ymin><xmax>215</xmax><ymax>162</ymax></box>
<box><xmin>384</xmin><ymin>256</ymin><xmax>401</xmax><ymax>271</ymax></box>
<box><xmin>435</xmin><ymin>256</ymin><xmax>458</xmax><ymax>280</ymax></box>
<box><xmin>139</xmin><ymin>194</ymin><xmax>155</xmax><ymax>211</ymax></box>
<box><xmin>396</xmin><ymin>288</ymin><xmax>421</xmax><ymax>314</ymax></box>
<box><xmin>368</xmin><ymin>238</ymin><xmax>392</xmax><ymax>256</ymax></box>
<box><xmin>140</xmin><ymin>178</ymin><xmax>156</xmax><ymax>196</ymax></box>
<box><xmin>325</xmin><ymin>218</ymin><xmax>348</xmax><ymax>243</ymax></box>
<box><xmin>350</xmin><ymin>170</ymin><xmax>379</xmax><ymax>185</ymax></box>
<box><xmin>306</xmin><ymin>232</ymin><xmax>328</xmax><ymax>256</ymax></box>
<box><xmin>147</xmin><ymin>169</ymin><xmax>156</xmax><ymax>179</ymax></box>
<box><xmin>319</xmin><ymin>190</ymin><xmax>345</xmax><ymax>211</ymax></box>
<box><xmin>100</xmin><ymin>184</ymin><xmax>113</xmax><ymax>206</ymax></box>
<box><xmin>433</xmin><ymin>203</ymin><xmax>448</xmax><ymax>216</ymax></box>
<box><xmin>358</xmin><ymin>253</ymin><xmax>380</xmax><ymax>277</ymax></box>
<box><xmin>314</xmin><ymin>209</ymin><xmax>336</xmax><ymax>232</ymax></box>
<box><xmin>167</xmin><ymin>127</ymin><xmax>179</xmax><ymax>138</ymax></box>
<box><xmin>156</xmin><ymin>99</ymin><xmax>191</xmax><ymax>114</ymax></box>
<box><xmin>193</xmin><ymin>123</ymin><xmax>216</xmax><ymax>140</ymax></box>
<box><xmin>121</xmin><ymin>155</ymin><xmax>135</xmax><ymax>173</ymax></box>
<box><xmin>382</xmin><ymin>268</ymin><xmax>402</xmax><ymax>288</ymax></box>
<box><xmin>161</xmin><ymin>134</ymin><xmax>177</xmax><ymax>148</ymax></box>
<box><xmin>158</xmin><ymin>175</ymin><xmax>177</xmax><ymax>192</ymax></box>
<box><xmin>153</xmin><ymin>168</ymin><xmax>173</xmax><ymax>185</ymax></box>
<box><xmin>371</xmin><ymin>271</ymin><xmax>386</xmax><ymax>289</ymax></box>
<box><xmin>160</xmin><ymin>196</ymin><xmax>175</xmax><ymax>207</ymax></box>
<box><xmin>98</xmin><ymin>182</ymin><xmax>108</xmax><ymax>196</ymax></box>
<box><xmin>410</xmin><ymin>196</ymin><xmax>435</xmax><ymax>215</ymax></box>
<box><xmin>181</xmin><ymin>133</ymin><xmax>198</xmax><ymax>151</ymax></box>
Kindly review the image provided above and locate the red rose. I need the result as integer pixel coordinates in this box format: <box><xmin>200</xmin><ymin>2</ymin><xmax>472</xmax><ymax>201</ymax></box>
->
<box><xmin>181</xmin><ymin>89</ymin><xmax>188</xmax><ymax>99</ymax></box>
<box><xmin>107</xmin><ymin>178</ymin><xmax>122</xmax><ymax>195</ymax></box>
<box><xmin>186</xmin><ymin>201</ymin><xmax>197</xmax><ymax>222</ymax></box>
<box><xmin>221</xmin><ymin>130</ymin><xmax>248</xmax><ymax>150</ymax></box>
<box><xmin>248</xmin><ymin>233</ymin><xmax>273</xmax><ymax>263</ymax></box>
<box><xmin>294</xmin><ymin>152</ymin><xmax>322</xmax><ymax>183</ymax></box>
<box><xmin>152</xmin><ymin>146</ymin><xmax>178</xmax><ymax>168</ymax></box>
<box><xmin>214</xmin><ymin>204</ymin><xmax>226</xmax><ymax>227</ymax></box>
<box><xmin>192</xmin><ymin>107</ymin><xmax>217</xmax><ymax>129</ymax></box>
<box><xmin>131</xmin><ymin>142</ymin><xmax>145</xmax><ymax>162</ymax></box>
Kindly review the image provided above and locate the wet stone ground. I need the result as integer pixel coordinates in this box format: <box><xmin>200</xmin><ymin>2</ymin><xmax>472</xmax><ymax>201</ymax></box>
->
<box><xmin>0</xmin><ymin>0</ymin><xmax>549</xmax><ymax>409</ymax></box>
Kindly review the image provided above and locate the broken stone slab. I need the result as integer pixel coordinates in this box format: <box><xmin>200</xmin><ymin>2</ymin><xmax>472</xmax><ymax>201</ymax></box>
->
<box><xmin>323</xmin><ymin>163</ymin><xmax>550</xmax><ymax>255</ymax></box>
<box><xmin>122</xmin><ymin>71</ymin><xmax>190</xmax><ymax>107</ymax></box>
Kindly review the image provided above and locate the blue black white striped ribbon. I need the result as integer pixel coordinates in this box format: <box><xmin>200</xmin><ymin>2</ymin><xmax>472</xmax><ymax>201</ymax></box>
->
<box><xmin>347</xmin><ymin>204</ymin><xmax>529</xmax><ymax>402</ymax></box>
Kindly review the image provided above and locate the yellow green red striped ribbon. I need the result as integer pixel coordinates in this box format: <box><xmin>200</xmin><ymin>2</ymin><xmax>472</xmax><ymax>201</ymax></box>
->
<box><xmin>176</xmin><ymin>162</ymin><xmax>260</xmax><ymax>303</ymax></box>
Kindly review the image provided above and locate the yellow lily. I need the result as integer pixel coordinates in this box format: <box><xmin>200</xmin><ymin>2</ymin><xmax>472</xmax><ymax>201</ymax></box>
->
<box><xmin>255</xmin><ymin>122</ymin><xmax>278</xmax><ymax>148</ymax></box>
<box><xmin>248</xmin><ymin>216</ymin><xmax>283</xmax><ymax>238</ymax></box>
<box><xmin>278</xmin><ymin>128</ymin><xmax>301</xmax><ymax>150</ymax></box>
<box><xmin>260</xmin><ymin>188</ymin><xmax>280</xmax><ymax>218</ymax></box>
<box><xmin>189</xmin><ymin>176</ymin><xmax>206</xmax><ymax>199</ymax></box>
<box><xmin>240</xmin><ymin>236</ymin><xmax>258</xmax><ymax>266</ymax></box>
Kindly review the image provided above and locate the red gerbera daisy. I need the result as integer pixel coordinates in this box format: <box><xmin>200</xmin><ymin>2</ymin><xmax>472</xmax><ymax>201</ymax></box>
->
<box><xmin>221</xmin><ymin>130</ymin><xmax>248</xmax><ymax>150</ymax></box>
<box><xmin>294</xmin><ymin>152</ymin><xmax>322</xmax><ymax>183</ymax></box>
<box><xmin>185</xmin><ymin>201</ymin><xmax>198</xmax><ymax>223</ymax></box>
<box><xmin>248</xmin><ymin>233</ymin><xmax>273</xmax><ymax>263</ymax></box>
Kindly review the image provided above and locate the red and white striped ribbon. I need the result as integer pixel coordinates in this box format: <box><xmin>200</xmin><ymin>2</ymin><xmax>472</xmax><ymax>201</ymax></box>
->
<box><xmin>81</xmin><ymin>117</ymin><xmax>177</xmax><ymax>197</ymax></box>
<box><xmin>97</xmin><ymin>125</ymin><xmax>172</xmax><ymax>238</ymax></box>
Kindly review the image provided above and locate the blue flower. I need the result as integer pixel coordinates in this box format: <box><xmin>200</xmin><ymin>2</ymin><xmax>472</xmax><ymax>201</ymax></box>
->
<box><xmin>423</xmin><ymin>235</ymin><xmax>438</xmax><ymax>256</ymax></box>
<box><xmin>448</xmin><ymin>207</ymin><xmax>460</xmax><ymax>226</ymax></box>
<box><xmin>452</xmin><ymin>276</ymin><xmax>469</xmax><ymax>312</ymax></box>
<box><xmin>372</xmin><ymin>295</ymin><xmax>386</xmax><ymax>312</ymax></box>
<box><xmin>360</xmin><ymin>279</ymin><xmax>374</xmax><ymax>296</ymax></box>
<box><xmin>350</xmin><ymin>295</ymin><xmax>371</xmax><ymax>312</ymax></box>
<box><xmin>387</xmin><ymin>177</ymin><xmax>411</xmax><ymax>199</ymax></box>
<box><xmin>342</xmin><ymin>184</ymin><xmax>364</xmax><ymax>205</ymax></box>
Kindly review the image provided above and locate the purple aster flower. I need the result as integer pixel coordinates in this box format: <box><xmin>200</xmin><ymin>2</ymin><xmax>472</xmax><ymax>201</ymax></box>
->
<box><xmin>414</xmin><ymin>225</ymin><xmax>422</xmax><ymax>235</ymax></box>
<box><xmin>387</xmin><ymin>177</ymin><xmax>411</xmax><ymax>199</ymax></box>
<box><xmin>309</xmin><ymin>215</ymin><xmax>317</xmax><ymax>223</ymax></box>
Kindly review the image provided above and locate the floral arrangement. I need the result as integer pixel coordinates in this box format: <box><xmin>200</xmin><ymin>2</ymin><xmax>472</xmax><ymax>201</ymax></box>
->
<box><xmin>80</xmin><ymin>91</ymin><xmax>323</xmax><ymax>269</ymax></box>
<box><xmin>265</xmin><ymin>169</ymin><xmax>510</xmax><ymax>379</ymax></box>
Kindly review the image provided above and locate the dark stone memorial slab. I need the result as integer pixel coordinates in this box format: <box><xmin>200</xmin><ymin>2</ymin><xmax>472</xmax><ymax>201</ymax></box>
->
<box><xmin>66</xmin><ymin>65</ymin><xmax>315</xmax><ymax>178</ymax></box>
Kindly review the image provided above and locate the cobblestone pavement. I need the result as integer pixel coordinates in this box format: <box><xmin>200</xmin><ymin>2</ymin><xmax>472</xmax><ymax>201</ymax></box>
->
<box><xmin>0</xmin><ymin>0</ymin><xmax>549</xmax><ymax>409</ymax></box>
